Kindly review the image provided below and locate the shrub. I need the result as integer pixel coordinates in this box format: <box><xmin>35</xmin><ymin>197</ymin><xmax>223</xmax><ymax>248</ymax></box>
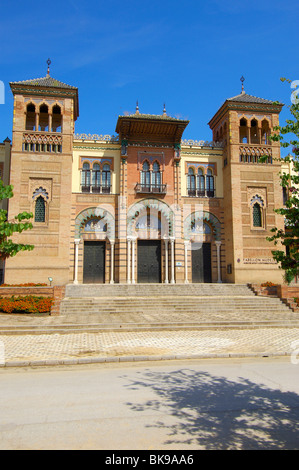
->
<box><xmin>0</xmin><ymin>295</ymin><xmax>53</xmax><ymax>314</ymax></box>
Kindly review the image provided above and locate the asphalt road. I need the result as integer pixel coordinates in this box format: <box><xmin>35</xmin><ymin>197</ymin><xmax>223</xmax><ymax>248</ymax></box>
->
<box><xmin>0</xmin><ymin>357</ymin><xmax>298</xmax><ymax>451</ymax></box>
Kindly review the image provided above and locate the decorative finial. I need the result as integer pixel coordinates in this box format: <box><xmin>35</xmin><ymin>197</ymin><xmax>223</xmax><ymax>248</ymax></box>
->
<box><xmin>135</xmin><ymin>100</ymin><xmax>139</xmax><ymax>115</ymax></box>
<box><xmin>163</xmin><ymin>103</ymin><xmax>167</xmax><ymax>116</ymax></box>
<box><xmin>240</xmin><ymin>75</ymin><xmax>245</xmax><ymax>93</ymax></box>
<box><xmin>47</xmin><ymin>58</ymin><xmax>51</xmax><ymax>76</ymax></box>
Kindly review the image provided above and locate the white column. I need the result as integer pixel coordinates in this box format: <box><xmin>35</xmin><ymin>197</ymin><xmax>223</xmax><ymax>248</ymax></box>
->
<box><xmin>131</xmin><ymin>237</ymin><xmax>136</xmax><ymax>284</ymax></box>
<box><xmin>184</xmin><ymin>240</ymin><xmax>189</xmax><ymax>284</ymax></box>
<box><xmin>215</xmin><ymin>241</ymin><xmax>222</xmax><ymax>283</ymax></box>
<box><xmin>127</xmin><ymin>238</ymin><xmax>131</xmax><ymax>284</ymax></box>
<box><xmin>73</xmin><ymin>238</ymin><xmax>81</xmax><ymax>284</ymax></box>
<box><xmin>164</xmin><ymin>237</ymin><xmax>169</xmax><ymax>284</ymax></box>
<box><xmin>110</xmin><ymin>239</ymin><xmax>115</xmax><ymax>284</ymax></box>
<box><xmin>170</xmin><ymin>236</ymin><xmax>175</xmax><ymax>284</ymax></box>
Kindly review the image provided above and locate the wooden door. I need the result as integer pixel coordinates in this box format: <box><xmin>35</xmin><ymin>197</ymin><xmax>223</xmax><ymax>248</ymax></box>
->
<box><xmin>83</xmin><ymin>241</ymin><xmax>105</xmax><ymax>283</ymax></box>
<box><xmin>192</xmin><ymin>242</ymin><xmax>212</xmax><ymax>283</ymax></box>
<box><xmin>137</xmin><ymin>240</ymin><xmax>161</xmax><ymax>283</ymax></box>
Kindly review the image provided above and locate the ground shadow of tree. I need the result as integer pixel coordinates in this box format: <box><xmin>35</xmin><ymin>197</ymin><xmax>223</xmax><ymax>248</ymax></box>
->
<box><xmin>124</xmin><ymin>368</ymin><xmax>299</xmax><ymax>449</ymax></box>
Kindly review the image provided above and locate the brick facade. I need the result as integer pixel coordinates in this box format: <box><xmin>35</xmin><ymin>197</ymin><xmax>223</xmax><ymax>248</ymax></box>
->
<box><xmin>2</xmin><ymin>72</ymin><xmax>292</xmax><ymax>287</ymax></box>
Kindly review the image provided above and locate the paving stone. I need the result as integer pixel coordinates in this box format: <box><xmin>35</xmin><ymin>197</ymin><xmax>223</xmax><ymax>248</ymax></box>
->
<box><xmin>0</xmin><ymin>328</ymin><xmax>298</xmax><ymax>367</ymax></box>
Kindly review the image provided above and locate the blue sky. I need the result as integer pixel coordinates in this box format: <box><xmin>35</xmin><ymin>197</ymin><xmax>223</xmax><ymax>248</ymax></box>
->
<box><xmin>0</xmin><ymin>0</ymin><xmax>298</xmax><ymax>147</ymax></box>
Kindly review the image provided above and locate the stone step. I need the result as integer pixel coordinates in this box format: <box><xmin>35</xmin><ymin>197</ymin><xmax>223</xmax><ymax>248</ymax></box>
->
<box><xmin>60</xmin><ymin>302</ymin><xmax>291</xmax><ymax>310</ymax></box>
<box><xmin>60</xmin><ymin>298</ymin><xmax>291</xmax><ymax>312</ymax></box>
<box><xmin>65</xmin><ymin>283</ymin><xmax>256</xmax><ymax>298</ymax></box>
<box><xmin>1</xmin><ymin>320</ymin><xmax>299</xmax><ymax>335</ymax></box>
<box><xmin>60</xmin><ymin>297</ymin><xmax>288</xmax><ymax>304</ymax></box>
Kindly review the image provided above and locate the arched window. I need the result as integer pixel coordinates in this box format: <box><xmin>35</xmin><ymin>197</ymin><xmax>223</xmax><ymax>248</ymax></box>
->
<box><xmin>92</xmin><ymin>163</ymin><xmax>101</xmax><ymax>193</ymax></box>
<box><xmin>152</xmin><ymin>161</ymin><xmax>161</xmax><ymax>190</ymax></box>
<box><xmin>81</xmin><ymin>162</ymin><xmax>90</xmax><ymax>192</ymax></box>
<box><xmin>197</xmin><ymin>168</ymin><xmax>205</xmax><ymax>196</ymax></box>
<box><xmin>206</xmin><ymin>169</ymin><xmax>215</xmax><ymax>197</ymax></box>
<box><xmin>52</xmin><ymin>105</ymin><xmax>62</xmax><ymax>132</ymax></box>
<box><xmin>239</xmin><ymin>118</ymin><xmax>248</xmax><ymax>143</ymax></box>
<box><xmin>35</xmin><ymin>196</ymin><xmax>45</xmax><ymax>223</ymax></box>
<box><xmin>102</xmin><ymin>164</ymin><xmax>111</xmax><ymax>193</ymax></box>
<box><xmin>39</xmin><ymin>104</ymin><xmax>49</xmax><ymax>132</ymax></box>
<box><xmin>261</xmin><ymin>119</ymin><xmax>270</xmax><ymax>145</ymax></box>
<box><xmin>26</xmin><ymin>103</ymin><xmax>36</xmax><ymax>131</ymax></box>
<box><xmin>141</xmin><ymin>161</ymin><xmax>150</xmax><ymax>189</ymax></box>
<box><xmin>187</xmin><ymin>167</ymin><xmax>196</xmax><ymax>196</ymax></box>
<box><xmin>250</xmin><ymin>119</ymin><xmax>259</xmax><ymax>144</ymax></box>
<box><xmin>253</xmin><ymin>203</ymin><xmax>262</xmax><ymax>227</ymax></box>
<box><xmin>203</xmin><ymin>222</ymin><xmax>212</xmax><ymax>234</ymax></box>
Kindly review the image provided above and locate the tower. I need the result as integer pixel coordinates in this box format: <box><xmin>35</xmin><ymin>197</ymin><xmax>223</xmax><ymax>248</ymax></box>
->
<box><xmin>5</xmin><ymin>62</ymin><xmax>79</xmax><ymax>285</ymax></box>
<box><xmin>208</xmin><ymin>79</ymin><xmax>285</xmax><ymax>283</ymax></box>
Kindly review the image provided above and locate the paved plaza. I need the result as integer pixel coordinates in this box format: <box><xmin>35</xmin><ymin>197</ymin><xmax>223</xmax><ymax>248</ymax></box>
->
<box><xmin>0</xmin><ymin>295</ymin><xmax>298</xmax><ymax>368</ymax></box>
<box><xmin>0</xmin><ymin>324</ymin><xmax>299</xmax><ymax>367</ymax></box>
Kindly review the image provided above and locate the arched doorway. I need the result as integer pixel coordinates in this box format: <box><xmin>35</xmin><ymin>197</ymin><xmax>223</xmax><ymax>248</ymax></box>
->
<box><xmin>184</xmin><ymin>211</ymin><xmax>222</xmax><ymax>283</ymax></box>
<box><xmin>191</xmin><ymin>222</ymin><xmax>212</xmax><ymax>283</ymax></box>
<box><xmin>127</xmin><ymin>198</ymin><xmax>175</xmax><ymax>283</ymax></box>
<box><xmin>73</xmin><ymin>207</ymin><xmax>115</xmax><ymax>284</ymax></box>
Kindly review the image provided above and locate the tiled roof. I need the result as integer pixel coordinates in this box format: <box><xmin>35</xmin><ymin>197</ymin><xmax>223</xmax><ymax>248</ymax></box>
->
<box><xmin>227</xmin><ymin>92</ymin><xmax>277</xmax><ymax>104</ymax></box>
<box><xmin>10</xmin><ymin>74</ymin><xmax>77</xmax><ymax>89</ymax></box>
<box><xmin>119</xmin><ymin>113</ymin><xmax>189</xmax><ymax>123</ymax></box>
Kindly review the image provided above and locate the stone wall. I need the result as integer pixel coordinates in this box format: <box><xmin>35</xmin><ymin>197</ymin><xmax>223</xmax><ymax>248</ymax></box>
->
<box><xmin>249</xmin><ymin>283</ymin><xmax>299</xmax><ymax>312</ymax></box>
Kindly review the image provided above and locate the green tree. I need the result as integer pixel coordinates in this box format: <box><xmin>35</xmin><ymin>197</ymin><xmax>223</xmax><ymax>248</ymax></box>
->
<box><xmin>0</xmin><ymin>180</ymin><xmax>34</xmax><ymax>260</ymax></box>
<box><xmin>265</xmin><ymin>78</ymin><xmax>299</xmax><ymax>284</ymax></box>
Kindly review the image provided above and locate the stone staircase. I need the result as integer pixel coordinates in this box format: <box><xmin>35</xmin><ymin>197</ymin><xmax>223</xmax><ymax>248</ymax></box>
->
<box><xmin>56</xmin><ymin>283</ymin><xmax>299</xmax><ymax>332</ymax></box>
<box><xmin>1</xmin><ymin>283</ymin><xmax>298</xmax><ymax>335</ymax></box>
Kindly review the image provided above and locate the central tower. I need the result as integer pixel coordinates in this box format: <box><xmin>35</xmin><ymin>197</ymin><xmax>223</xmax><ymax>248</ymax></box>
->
<box><xmin>115</xmin><ymin>107</ymin><xmax>189</xmax><ymax>283</ymax></box>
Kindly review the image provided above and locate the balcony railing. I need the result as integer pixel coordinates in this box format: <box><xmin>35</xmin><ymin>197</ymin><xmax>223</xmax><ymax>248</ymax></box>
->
<box><xmin>81</xmin><ymin>184</ymin><xmax>111</xmax><ymax>194</ymax></box>
<box><xmin>135</xmin><ymin>183</ymin><xmax>167</xmax><ymax>194</ymax></box>
<box><xmin>187</xmin><ymin>189</ymin><xmax>215</xmax><ymax>198</ymax></box>
<box><xmin>23</xmin><ymin>132</ymin><xmax>62</xmax><ymax>153</ymax></box>
<box><xmin>239</xmin><ymin>144</ymin><xmax>272</xmax><ymax>164</ymax></box>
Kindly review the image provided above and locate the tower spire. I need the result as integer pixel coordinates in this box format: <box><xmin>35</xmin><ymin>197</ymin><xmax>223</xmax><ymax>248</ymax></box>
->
<box><xmin>47</xmin><ymin>58</ymin><xmax>51</xmax><ymax>76</ymax></box>
<box><xmin>240</xmin><ymin>75</ymin><xmax>245</xmax><ymax>94</ymax></box>
<box><xmin>135</xmin><ymin>100</ymin><xmax>139</xmax><ymax>114</ymax></box>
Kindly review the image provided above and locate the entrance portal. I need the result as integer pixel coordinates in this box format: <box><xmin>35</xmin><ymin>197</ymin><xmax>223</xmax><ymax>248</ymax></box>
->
<box><xmin>192</xmin><ymin>242</ymin><xmax>212</xmax><ymax>283</ymax></box>
<box><xmin>137</xmin><ymin>240</ymin><xmax>161</xmax><ymax>283</ymax></box>
<box><xmin>83</xmin><ymin>241</ymin><xmax>105</xmax><ymax>283</ymax></box>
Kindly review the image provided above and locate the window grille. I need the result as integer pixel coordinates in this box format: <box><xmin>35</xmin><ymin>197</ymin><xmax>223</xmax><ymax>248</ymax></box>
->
<box><xmin>253</xmin><ymin>203</ymin><xmax>262</xmax><ymax>227</ymax></box>
<box><xmin>35</xmin><ymin>196</ymin><xmax>45</xmax><ymax>223</ymax></box>
<box><xmin>102</xmin><ymin>164</ymin><xmax>111</xmax><ymax>193</ymax></box>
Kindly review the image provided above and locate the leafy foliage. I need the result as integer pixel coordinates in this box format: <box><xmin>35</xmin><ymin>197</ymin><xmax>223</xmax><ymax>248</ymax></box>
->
<box><xmin>0</xmin><ymin>180</ymin><xmax>34</xmax><ymax>260</ymax></box>
<box><xmin>264</xmin><ymin>78</ymin><xmax>299</xmax><ymax>284</ymax></box>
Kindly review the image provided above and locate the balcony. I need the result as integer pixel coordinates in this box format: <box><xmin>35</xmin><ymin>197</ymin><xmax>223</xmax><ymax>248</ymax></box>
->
<box><xmin>81</xmin><ymin>184</ymin><xmax>111</xmax><ymax>194</ymax></box>
<box><xmin>239</xmin><ymin>144</ymin><xmax>272</xmax><ymax>164</ymax></box>
<box><xmin>135</xmin><ymin>183</ymin><xmax>167</xmax><ymax>194</ymax></box>
<box><xmin>23</xmin><ymin>132</ymin><xmax>62</xmax><ymax>153</ymax></box>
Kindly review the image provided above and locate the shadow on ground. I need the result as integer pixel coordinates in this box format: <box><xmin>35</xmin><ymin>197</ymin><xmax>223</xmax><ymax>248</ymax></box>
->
<box><xmin>124</xmin><ymin>368</ymin><xmax>299</xmax><ymax>450</ymax></box>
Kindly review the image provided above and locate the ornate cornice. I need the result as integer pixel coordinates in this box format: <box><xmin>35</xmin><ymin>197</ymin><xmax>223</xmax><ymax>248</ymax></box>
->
<box><xmin>74</xmin><ymin>133</ymin><xmax>119</xmax><ymax>142</ymax></box>
<box><xmin>73</xmin><ymin>146</ymin><xmax>120</xmax><ymax>151</ymax></box>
